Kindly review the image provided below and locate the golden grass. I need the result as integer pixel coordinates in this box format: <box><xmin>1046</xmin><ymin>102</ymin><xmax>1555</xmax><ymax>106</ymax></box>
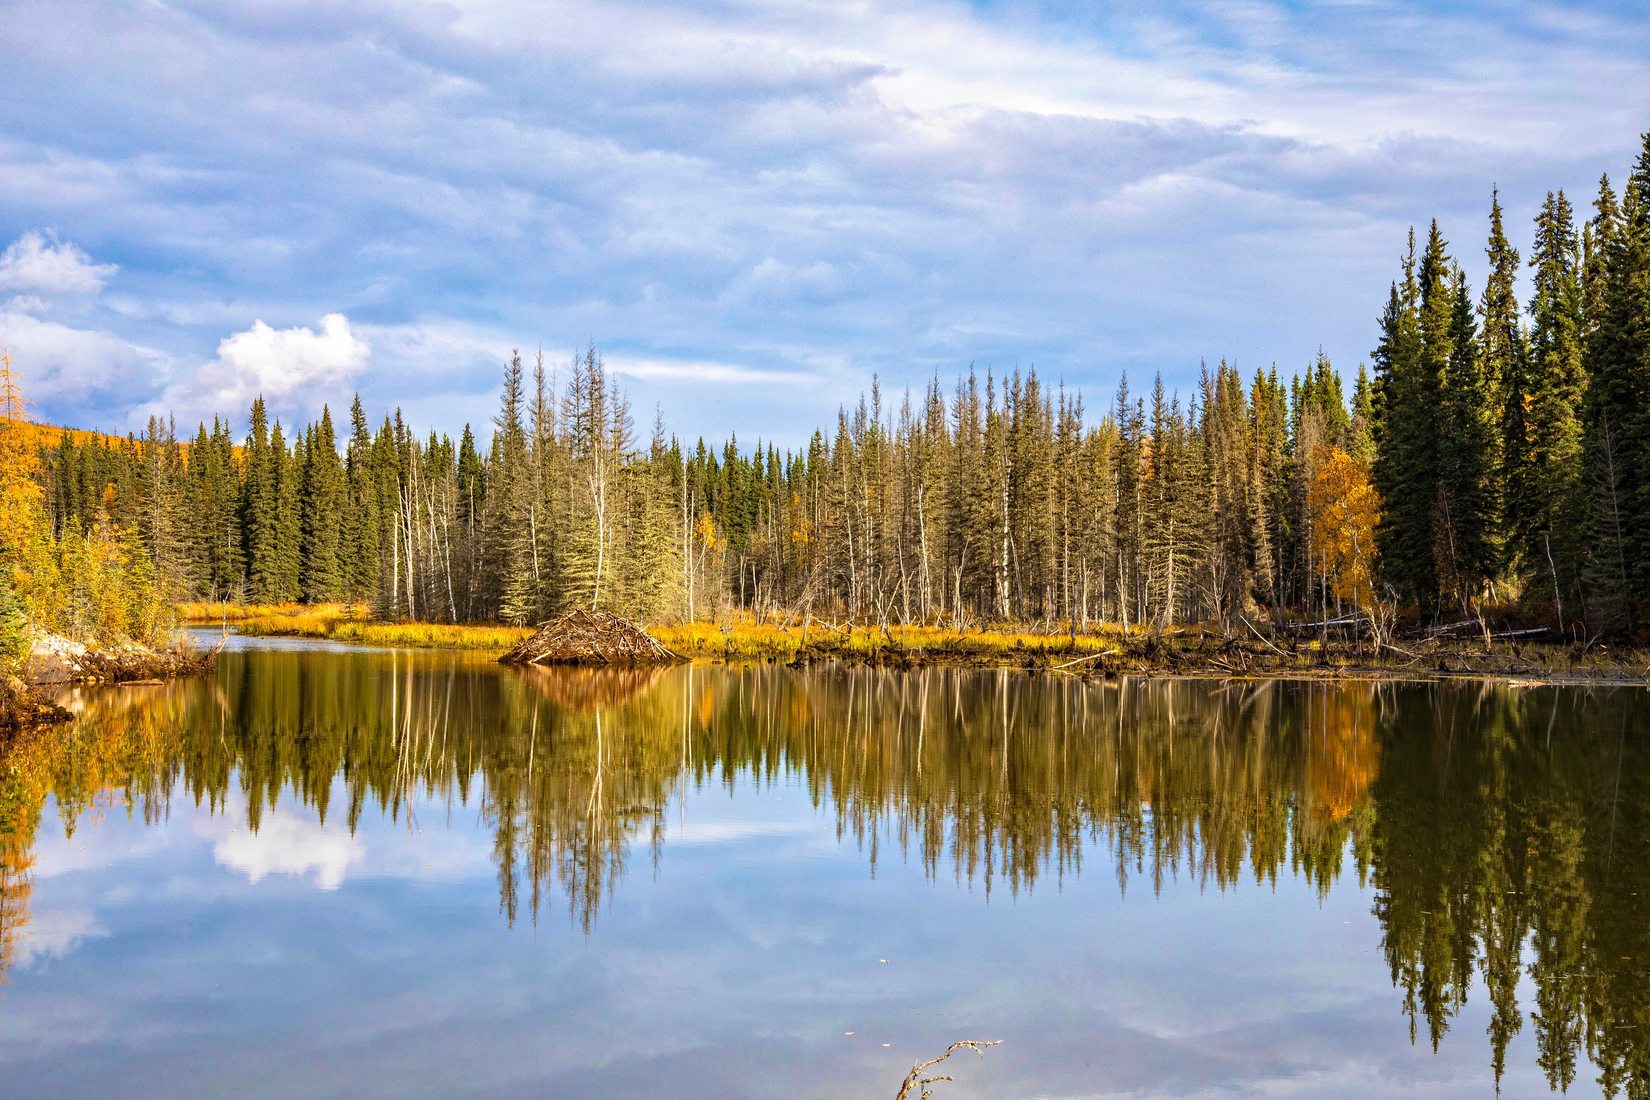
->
<box><xmin>329</xmin><ymin>622</ymin><xmax>531</xmax><ymax>650</ymax></box>
<box><xmin>649</xmin><ymin>620</ymin><xmax>1133</xmax><ymax>663</ymax></box>
<box><xmin>190</xmin><ymin>603</ymin><xmax>529</xmax><ymax>651</ymax></box>
<box><xmin>175</xmin><ymin>601</ymin><xmax>368</xmax><ymax>624</ymax></box>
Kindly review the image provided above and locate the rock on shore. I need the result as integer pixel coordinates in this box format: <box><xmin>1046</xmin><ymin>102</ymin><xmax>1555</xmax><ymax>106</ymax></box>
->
<box><xmin>26</xmin><ymin>632</ymin><xmax>219</xmax><ymax>685</ymax></box>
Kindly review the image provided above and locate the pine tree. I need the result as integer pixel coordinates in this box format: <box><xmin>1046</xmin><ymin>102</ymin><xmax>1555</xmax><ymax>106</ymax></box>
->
<box><xmin>137</xmin><ymin>415</ymin><xmax>189</xmax><ymax>600</ymax></box>
<box><xmin>452</xmin><ymin>423</ymin><xmax>484</xmax><ymax>618</ymax></box>
<box><xmin>1372</xmin><ymin>229</ymin><xmax>1438</xmax><ymax>612</ymax></box>
<box><xmin>1519</xmin><ymin>191</ymin><xmax>1588</xmax><ymax>625</ymax></box>
<box><xmin>1480</xmin><ymin>188</ymin><xmax>1523</xmax><ymax>586</ymax></box>
<box><xmin>1435</xmin><ymin>271</ymin><xmax>1499</xmax><ymax>612</ymax></box>
<box><xmin>272</xmin><ymin>420</ymin><xmax>303</xmax><ymax>602</ymax></box>
<box><xmin>487</xmin><ymin>353</ymin><xmax>535</xmax><ymax>623</ymax></box>
<box><xmin>342</xmin><ymin>396</ymin><xmax>382</xmax><ymax>605</ymax></box>
<box><xmin>1582</xmin><ymin>134</ymin><xmax>1650</xmax><ymax>623</ymax></box>
<box><xmin>301</xmin><ymin>405</ymin><xmax>346</xmax><ymax>602</ymax></box>
<box><xmin>186</xmin><ymin>417</ymin><xmax>244</xmax><ymax>602</ymax></box>
<box><xmin>1347</xmin><ymin>365</ymin><xmax>1376</xmax><ymax>469</ymax></box>
<box><xmin>244</xmin><ymin>397</ymin><xmax>282</xmax><ymax>603</ymax></box>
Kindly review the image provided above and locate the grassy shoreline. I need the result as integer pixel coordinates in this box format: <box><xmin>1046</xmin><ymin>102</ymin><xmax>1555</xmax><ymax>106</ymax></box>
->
<box><xmin>175</xmin><ymin>603</ymin><xmax>1650</xmax><ymax>685</ymax></box>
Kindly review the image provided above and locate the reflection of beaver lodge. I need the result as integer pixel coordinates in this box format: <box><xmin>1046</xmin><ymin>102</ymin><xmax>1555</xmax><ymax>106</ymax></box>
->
<box><xmin>516</xmin><ymin>665</ymin><xmax>673</xmax><ymax>709</ymax></box>
<box><xmin>500</xmin><ymin>610</ymin><xmax>681</xmax><ymax>667</ymax></box>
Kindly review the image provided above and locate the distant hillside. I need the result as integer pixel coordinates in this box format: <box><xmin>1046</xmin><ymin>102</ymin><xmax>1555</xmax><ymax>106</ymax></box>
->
<box><xmin>5</xmin><ymin>421</ymin><xmax>138</xmax><ymax>452</ymax></box>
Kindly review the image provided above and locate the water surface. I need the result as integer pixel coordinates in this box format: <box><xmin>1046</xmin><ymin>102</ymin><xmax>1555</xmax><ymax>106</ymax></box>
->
<box><xmin>2</xmin><ymin>638</ymin><xmax>1646</xmax><ymax>1098</ymax></box>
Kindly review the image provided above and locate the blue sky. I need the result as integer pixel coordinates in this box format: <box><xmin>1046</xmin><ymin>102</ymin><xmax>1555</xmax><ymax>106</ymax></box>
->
<box><xmin>0</xmin><ymin>0</ymin><xmax>1645</xmax><ymax>445</ymax></box>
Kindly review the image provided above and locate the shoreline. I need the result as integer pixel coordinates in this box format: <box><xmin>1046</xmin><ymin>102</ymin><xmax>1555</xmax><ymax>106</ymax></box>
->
<box><xmin>2</xmin><ymin>634</ymin><xmax>222</xmax><ymax>738</ymax></box>
<box><xmin>181</xmin><ymin>605</ymin><xmax>1650</xmax><ymax>687</ymax></box>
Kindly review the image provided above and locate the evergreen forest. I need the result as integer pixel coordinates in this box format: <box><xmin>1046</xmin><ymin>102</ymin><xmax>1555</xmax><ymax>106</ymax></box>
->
<box><xmin>14</xmin><ymin>130</ymin><xmax>1650</xmax><ymax>639</ymax></box>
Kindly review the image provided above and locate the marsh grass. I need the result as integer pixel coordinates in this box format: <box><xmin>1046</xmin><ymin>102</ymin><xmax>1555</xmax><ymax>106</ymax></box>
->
<box><xmin>176</xmin><ymin>601</ymin><xmax>368</xmax><ymax>625</ymax></box>
<box><xmin>331</xmin><ymin>622</ymin><xmax>532</xmax><ymax>650</ymax></box>
<box><xmin>649</xmin><ymin>620</ymin><xmax>1131</xmax><ymax>664</ymax></box>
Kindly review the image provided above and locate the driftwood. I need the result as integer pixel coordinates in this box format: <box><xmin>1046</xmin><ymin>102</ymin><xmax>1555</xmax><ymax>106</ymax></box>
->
<box><xmin>1050</xmin><ymin>649</ymin><xmax>1120</xmax><ymax>671</ymax></box>
<box><xmin>1285</xmin><ymin>616</ymin><xmax>1364</xmax><ymax>631</ymax></box>
<box><xmin>499</xmin><ymin>610</ymin><xmax>681</xmax><ymax>667</ymax></box>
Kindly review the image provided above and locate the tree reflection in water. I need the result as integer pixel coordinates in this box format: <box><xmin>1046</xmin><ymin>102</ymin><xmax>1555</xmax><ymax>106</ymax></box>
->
<box><xmin>1</xmin><ymin>651</ymin><xmax>1646</xmax><ymax>1096</ymax></box>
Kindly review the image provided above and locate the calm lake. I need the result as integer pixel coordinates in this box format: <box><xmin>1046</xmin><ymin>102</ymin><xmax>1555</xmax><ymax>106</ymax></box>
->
<box><xmin>2</xmin><ymin>635</ymin><xmax>1646</xmax><ymax>1098</ymax></box>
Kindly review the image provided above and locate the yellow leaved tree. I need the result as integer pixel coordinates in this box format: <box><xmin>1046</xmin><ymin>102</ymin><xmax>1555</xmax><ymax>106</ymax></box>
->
<box><xmin>0</xmin><ymin>348</ymin><xmax>52</xmax><ymax>665</ymax></box>
<box><xmin>0</xmin><ymin>348</ymin><xmax>48</xmax><ymax>555</ymax></box>
<box><xmin>0</xmin><ymin>350</ymin><xmax>166</xmax><ymax>657</ymax></box>
<box><xmin>1306</xmin><ymin>444</ymin><xmax>1379</xmax><ymax>615</ymax></box>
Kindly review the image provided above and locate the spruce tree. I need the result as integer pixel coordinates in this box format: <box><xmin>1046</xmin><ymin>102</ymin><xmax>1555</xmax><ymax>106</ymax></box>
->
<box><xmin>271</xmin><ymin>420</ymin><xmax>303</xmax><ymax>602</ymax></box>
<box><xmin>1347</xmin><ymin>365</ymin><xmax>1376</xmax><ymax>469</ymax></box>
<box><xmin>244</xmin><ymin>397</ymin><xmax>282</xmax><ymax>603</ymax></box>
<box><xmin>1583</xmin><ymin>135</ymin><xmax>1650</xmax><ymax>620</ymax></box>
<box><xmin>487</xmin><ymin>353</ymin><xmax>536</xmax><ymax>623</ymax></box>
<box><xmin>1480</xmin><ymin>188</ymin><xmax>1523</xmax><ymax>584</ymax></box>
<box><xmin>137</xmin><ymin>415</ymin><xmax>189</xmax><ymax>600</ymax></box>
<box><xmin>1372</xmin><ymin>228</ymin><xmax>1438</xmax><ymax>613</ymax></box>
<box><xmin>301</xmin><ymin>405</ymin><xmax>346</xmax><ymax>602</ymax></box>
<box><xmin>342</xmin><ymin>396</ymin><xmax>382</xmax><ymax>605</ymax></box>
<box><xmin>1436</xmin><ymin>271</ymin><xmax>1499</xmax><ymax>611</ymax></box>
<box><xmin>187</xmin><ymin>417</ymin><xmax>244</xmax><ymax>602</ymax></box>
<box><xmin>1519</xmin><ymin>191</ymin><xmax>1588</xmax><ymax>624</ymax></box>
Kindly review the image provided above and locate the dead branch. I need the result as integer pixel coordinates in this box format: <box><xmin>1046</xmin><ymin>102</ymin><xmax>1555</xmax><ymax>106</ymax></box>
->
<box><xmin>1051</xmin><ymin>650</ymin><xmax>1119</xmax><ymax>671</ymax></box>
<box><xmin>894</xmin><ymin>1040</ymin><xmax>1002</xmax><ymax>1100</ymax></box>
<box><xmin>1238</xmin><ymin>615</ymin><xmax>1286</xmax><ymax>657</ymax></box>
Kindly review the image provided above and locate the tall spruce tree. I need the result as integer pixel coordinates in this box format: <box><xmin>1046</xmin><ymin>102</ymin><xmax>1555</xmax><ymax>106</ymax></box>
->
<box><xmin>271</xmin><ymin>420</ymin><xmax>303</xmax><ymax>602</ymax></box>
<box><xmin>1480</xmin><ymin>189</ymin><xmax>1523</xmax><ymax>589</ymax></box>
<box><xmin>487</xmin><ymin>353</ymin><xmax>535</xmax><ymax>623</ymax></box>
<box><xmin>1372</xmin><ymin>228</ymin><xmax>1438</xmax><ymax>613</ymax></box>
<box><xmin>186</xmin><ymin>420</ymin><xmax>241</xmax><ymax>601</ymax></box>
<box><xmin>301</xmin><ymin>405</ymin><xmax>346</xmax><ymax>602</ymax></box>
<box><xmin>244</xmin><ymin>397</ymin><xmax>282</xmax><ymax>603</ymax></box>
<box><xmin>1519</xmin><ymin>191</ymin><xmax>1588</xmax><ymax>625</ymax></box>
<box><xmin>1435</xmin><ymin>271</ymin><xmax>1499</xmax><ymax>612</ymax></box>
<box><xmin>1582</xmin><ymin>134</ymin><xmax>1650</xmax><ymax>623</ymax></box>
<box><xmin>342</xmin><ymin>396</ymin><xmax>382</xmax><ymax>605</ymax></box>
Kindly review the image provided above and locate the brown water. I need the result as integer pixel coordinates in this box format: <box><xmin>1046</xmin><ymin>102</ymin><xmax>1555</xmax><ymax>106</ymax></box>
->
<box><xmin>1</xmin><ymin>635</ymin><xmax>1646</xmax><ymax>1098</ymax></box>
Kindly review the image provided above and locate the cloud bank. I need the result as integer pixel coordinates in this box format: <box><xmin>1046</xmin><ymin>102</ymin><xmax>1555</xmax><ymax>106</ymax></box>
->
<box><xmin>147</xmin><ymin>312</ymin><xmax>370</xmax><ymax>425</ymax></box>
<box><xmin>0</xmin><ymin>0</ymin><xmax>1644</xmax><ymax>440</ymax></box>
<box><xmin>0</xmin><ymin>229</ymin><xmax>115</xmax><ymax>297</ymax></box>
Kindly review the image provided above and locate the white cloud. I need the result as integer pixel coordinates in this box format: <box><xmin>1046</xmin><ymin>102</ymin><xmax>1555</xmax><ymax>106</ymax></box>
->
<box><xmin>150</xmin><ymin>312</ymin><xmax>369</xmax><ymax>423</ymax></box>
<box><xmin>729</xmin><ymin>257</ymin><xmax>841</xmax><ymax>304</ymax></box>
<box><xmin>210</xmin><ymin>808</ymin><xmax>364</xmax><ymax>891</ymax></box>
<box><xmin>607</xmin><ymin>355</ymin><xmax>815</xmax><ymax>386</ymax></box>
<box><xmin>12</xmin><ymin>906</ymin><xmax>109</xmax><ymax>969</ymax></box>
<box><xmin>669</xmin><ymin>820</ymin><xmax>814</xmax><ymax>845</ymax></box>
<box><xmin>0</xmin><ymin>229</ymin><xmax>116</xmax><ymax>298</ymax></box>
<box><xmin>0</xmin><ymin>285</ymin><xmax>168</xmax><ymax>418</ymax></box>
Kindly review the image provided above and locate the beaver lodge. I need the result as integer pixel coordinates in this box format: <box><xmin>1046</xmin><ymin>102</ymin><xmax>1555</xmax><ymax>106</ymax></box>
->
<box><xmin>499</xmin><ymin>610</ymin><xmax>681</xmax><ymax>667</ymax></box>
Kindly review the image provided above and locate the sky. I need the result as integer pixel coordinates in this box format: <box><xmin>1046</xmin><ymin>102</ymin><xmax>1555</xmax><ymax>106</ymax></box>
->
<box><xmin>1</xmin><ymin>0</ymin><xmax>1646</xmax><ymax>446</ymax></box>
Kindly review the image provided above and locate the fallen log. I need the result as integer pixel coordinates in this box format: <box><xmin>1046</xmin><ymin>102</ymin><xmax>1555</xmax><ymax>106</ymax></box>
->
<box><xmin>1285</xmin><ymin>616</ymin><xmax>1364</xmax><ymax>631</ymax></box>
<box><xmin>499</xmin><ymin>610</ymin><xmax>681</xmax><ymax>667</ymax></box>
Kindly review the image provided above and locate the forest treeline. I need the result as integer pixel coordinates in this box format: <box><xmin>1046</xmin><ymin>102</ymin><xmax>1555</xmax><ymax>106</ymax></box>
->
<box><xmin>14</xmin><ymin>130</ymin><xmax>1650</xmax><ymax>638</ymax></box>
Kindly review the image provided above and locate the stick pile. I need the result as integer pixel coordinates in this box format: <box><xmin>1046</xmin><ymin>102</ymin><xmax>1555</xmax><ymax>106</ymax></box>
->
<box><xmin>499</xmin><ymin>610</ymin><xmax>681</xmax><ymax>666</ymax></box>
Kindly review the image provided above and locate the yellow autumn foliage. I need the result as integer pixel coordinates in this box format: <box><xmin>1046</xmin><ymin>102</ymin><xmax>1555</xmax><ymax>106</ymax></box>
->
<box><xmin>0</xmin><ymin>355</ymin><xmax>168</xmax><ymax>656</ymax></box>
<box><xmin>1305</xmin><ymin>445</ymin><xmax>1379</xmax><ymax>611</ymax></box>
